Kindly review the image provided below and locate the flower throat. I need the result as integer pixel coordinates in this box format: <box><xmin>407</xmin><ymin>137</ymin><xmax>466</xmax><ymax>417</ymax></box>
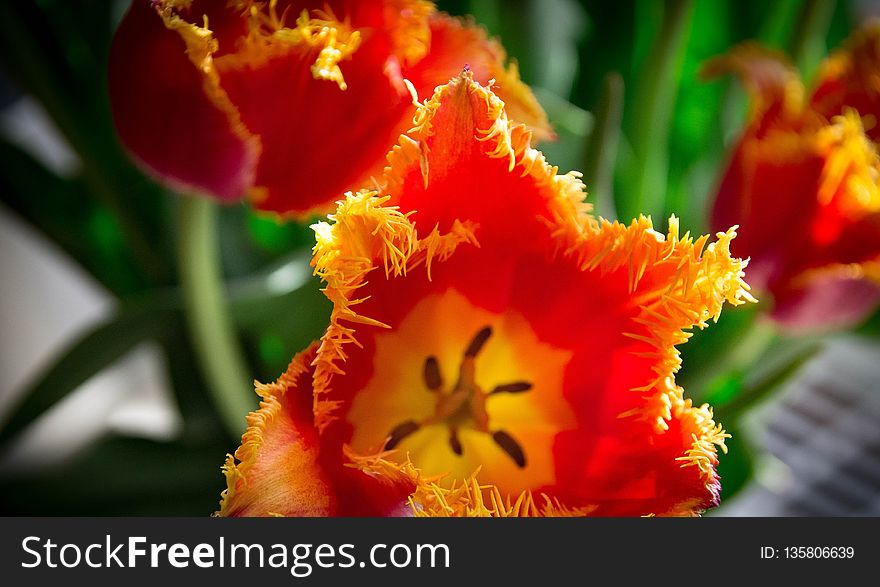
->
<box><xmin>384</xmin><ymin>326</ymin><xmax>532</xmax><ymax>468</ymax></box>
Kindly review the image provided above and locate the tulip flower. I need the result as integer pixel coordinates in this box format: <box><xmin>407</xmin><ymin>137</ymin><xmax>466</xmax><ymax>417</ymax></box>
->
<box><xmin>108</xmin><ymin>0</ymin><xmax>551</xmax><ymax>216</ymax></box>
<box><xmin>217</xmin><ymin>72</ymin><xmax>752</xmax><ymax>517</ymax></box>
<box><xmin>811</xmin><ymin>22</ymin><xmax>880</xmax><ymax>141</ymax></box>
<box><xmin>705</xmin><ymin>39</ymin><xmax>880</xmax><ymax>331</ymax></box>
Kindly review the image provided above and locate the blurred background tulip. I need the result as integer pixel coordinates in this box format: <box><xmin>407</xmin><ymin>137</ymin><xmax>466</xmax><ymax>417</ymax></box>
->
<box><xmin>705</xmin><ymin>36</ymin><xmax>880</xmax><ymax>332</ymax></box>
<box><xmin>108</xmin><ymin>0</ymin><xmax>551</xmax><ymax>216</ymax></box>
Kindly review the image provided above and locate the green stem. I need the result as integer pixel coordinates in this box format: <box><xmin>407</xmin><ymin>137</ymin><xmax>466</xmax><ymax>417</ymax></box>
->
<box><xmin>790</xmin><ymin>0</ymin><xmax>835</xmax><ymax>81</ymax></box>
<box><xmin>757</xmin><ymin>0</ymin><xmax>802</xmax><ymax>48</ymax></box>
<box><xmin>583</xmin><ymin>72</ymin><xmax>624</xmax><ymax>220</ymax></box>
<box><xmin>176</xmin><ymin>196</ymin><xmax>254</xmax><ymax>438</ymax></box>
<box><xmin>624</xmin><ymin>0</ymin><xmax>694</xmax><ymax>222</ymax></box>
<box><xmin>718</xmin><ymin>0</ymin><xmax>806</xmax><ymax>150</ymax></box>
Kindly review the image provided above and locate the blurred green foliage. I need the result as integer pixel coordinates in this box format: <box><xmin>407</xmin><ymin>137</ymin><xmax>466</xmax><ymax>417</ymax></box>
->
<box><xmin>0</xmin><ymin>0</ymin><xmax>876</xmax><ymax>516</ymax></box>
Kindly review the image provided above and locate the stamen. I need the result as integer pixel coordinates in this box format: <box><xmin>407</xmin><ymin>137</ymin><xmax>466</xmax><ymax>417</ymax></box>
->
<box><xmin>449</xmin><ymin>428</ymin><xmax>463</xmax><ymax>456</ymax></box>
<box><xmin>491</xmin><ymin>382</ymin><xmax>533</xmax><ymax>394</ymax></box>
<box><xmin>423</xmin><ymin>356</ymin><xmax>443</xmax><ymax>391</ymax></box>
<box><xmin>464</xmin><ymin>326</ymin><xmax>492</xmax><ymax>358</ymax></box>
<box><xmin>492</xmin><ymin>430</ymin><xmax>526</xmax><ymax>468</ymax></box>
<box><xmin>387</xmin><ymin>326</ymin><xmax>531</xmax><ymax>467</ymax></box>
<box><xmin>386</xmin><ymin>420</ymin><xmax>420</xmax><ymax>449</ymax></box>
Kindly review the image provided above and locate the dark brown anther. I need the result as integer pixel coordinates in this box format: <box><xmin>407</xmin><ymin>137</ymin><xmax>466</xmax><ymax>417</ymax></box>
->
<box><xmin>399</xmin><ymin>325</ymin><xmax>532</xmax><ymax>466</ymax></box>
<box><xmin>492</xmin><ymin>430</ymin><xmax>526</xmax><ymax>468</ymax></box>
<box><xmin>386</xmin><ymin>420</ymin><xmax>420</xmax><ymax>449</ymax></box>
<box><xmin>491</xmin><ymin>382</ymin><xmax>533</xmax><ymax>394</ymax></box>
<box><xmin>464</xmin><ymin>326</ymin><xmax>493</xmax><ymax>358</ymax></box>
<box><xmin>449</xmin><ymin>428</ymin><xmax>463</xmax><ymax>456</ymax></box>
<box><xmin>423</xmin><ymin>356</ymin><xmax>443</xmax><ymax>391</ymax></box>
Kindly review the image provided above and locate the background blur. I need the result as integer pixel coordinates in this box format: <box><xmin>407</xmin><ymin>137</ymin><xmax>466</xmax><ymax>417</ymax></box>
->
<box><xmin>1</xmin><ymin>0</ymin><xmax>878</xmax><ymax>515</ymax></box>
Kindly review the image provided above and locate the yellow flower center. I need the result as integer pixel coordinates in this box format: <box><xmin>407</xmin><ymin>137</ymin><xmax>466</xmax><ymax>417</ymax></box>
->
<box><xmin>346</xmin><ymin>289</ymin><xmax>574</xmax><ymax>495</ymax></box>
<box><xmin>384</xmin><ymin>325</ymin><xmax>532</xmax><ymax>467</ymax></box>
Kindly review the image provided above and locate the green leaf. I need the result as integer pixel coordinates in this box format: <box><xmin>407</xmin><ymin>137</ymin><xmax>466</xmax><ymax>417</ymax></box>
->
<box><xmin>757</xmin><ymin>0</ymin><xmax>802</xmax><ymax>48</ymax></box>
<box><xmin>583</xmin><ymin>72</ymin><xmax>624</xmax><ymax>219</ymax></box>
<box><xmin>237</xmin><ymin>277</ymin><xmax>331</xmax><ymax>380</ymax></box>
<box><xmin>0</xmin><ymin>139</ymin><xmax>148</xmax><ymax>295</ymax></box>
<box><xmin>663</xmin><ymin>0</ymin><xmax>732</xmax><ymax>231</ymax></box>
<box><xmin>0</xmin><ymin>259</ymin><xmax>328</xmax><ymax>447</ymax></box>
<box><xmin>677</xmin><ymin>303</ymin><xmax>764</xmax><ymax>402</ymax></box>
<box><xmin>0</xmin><ymin>435</ymin><xmax>228</xmax><ymax>515</ymax></box>
<box><xmin>246</xmin><ymin>210</ymin><xmax>317</xmax><ymax>256</ymax></box>
<box><xmin>622</xmin><ymin>0</ymin><xmax>695</xmax><ymax>221</ymax></box>
<box><xmin>519</xmin><ymin>88</ymin><xmax>593</xmax><ymax>177</ymax></box>
<box><xmin>0</xmin><ymin>1</ymin><xmax>168</xmax><ymax>286</ymax></box>
<box><xmin>854</xmin><ymin>308</ymin><xmax>880</xmax><ymax>339</ymax></box>
<box><xmin>790</xmin><ymin>0</ymin><xmax>836</xmax><ymax>82</ymax></box>
<box><xmin>713</xmin><ymin>341</ymin><xmax>823</xmax><ymax>423</ymax></box>
<box><xmin>0</xmin><ymin>300</ymin><xmax>177</xmax><ymax>446</ymax></box>
<box><xmin>704</xmin><ymin>371</ymin><xmax>746</xmax><ymax>407</ymax></box>
<box><xmin>712</xmin><ymin>423</ymin><xmax>756</xmax><ymax>508</ymax></box>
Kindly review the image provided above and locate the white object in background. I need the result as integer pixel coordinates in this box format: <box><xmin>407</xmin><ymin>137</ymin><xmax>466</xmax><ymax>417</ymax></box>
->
<box><xmin>0</xmin><ymin>202</ymin><xmax>180</xmax><ymax>475</ymax></box>
<box><xmin>716</xmin><ymin>336</ymin><xmax>880</xmax><ymax>516</ymax></box>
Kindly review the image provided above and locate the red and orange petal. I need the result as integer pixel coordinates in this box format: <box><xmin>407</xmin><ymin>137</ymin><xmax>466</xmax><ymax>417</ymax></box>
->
<box><xmin>108</xmin><ymin>0</ymin><xmax>259</xmax><ymax>201</ymax></box>
<box><xmin>811</xmin><ymin>21</ymin><xmax>880</xmax><ymax>141</ymax></box>
<box><xmin>706</xmin><ymin>44</ymin><xmax>880</xmax><ymax>330</ymax></box>
<box><xmin>218</xmin><ymin>343</ymin><xmax>421</xmax><ymax>517</ymax></box>
<box><xmin>294</xmin><ymin>71</ymin><xmax>751</xmax><ymax>517</ymax></box>
<box><xmin>219</xmin><ymin>344</ymin><xmax>332</xmax><ymax>516</ymax></box>
<box><xmin>109</xmin><ymin>0</ymin><xmax>551</xmax><ymax>217</ymax></box>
